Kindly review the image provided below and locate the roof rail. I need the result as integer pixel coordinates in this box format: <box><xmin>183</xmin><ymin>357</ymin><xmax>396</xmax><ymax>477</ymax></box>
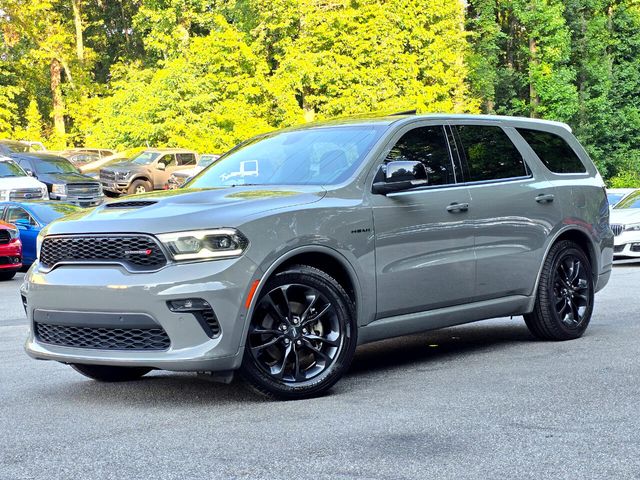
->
<box><xmin>390</xmin><ymin>109</ymin><xmax>417</xmax><ymax>116</ymax></box>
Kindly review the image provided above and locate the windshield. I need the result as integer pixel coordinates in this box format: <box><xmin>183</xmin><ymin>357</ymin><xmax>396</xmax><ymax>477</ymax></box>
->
<box><xmin>0</xmin><ymin>161</ymin><xmax>26</xmax><ymax>178</ymax></box>
<box><xmin>34</xmin><ymin>157</ymin><xmax>78</xmax><ymax>174</ymax></box>
<box><xmin>28</xmin><ymin>203</ymin><xmax>82</xmax><ymax>223</ymax></box>
<box><xmin>615</xmin><ymin>190</ymin><xmax>640</xmax><ymax>209</ymax></box>
<box><xmin>198</xmin><ymin>155</ymin><xmax>219</xmax><ymax>168</ymax></box>
<box><xmin>0</xmin><ymin>141</ymin><xmax>29</xmax><ymax>153</ymax></box>
<box><xmin>132</xmin><ymin>152</ymin><xmax>160</xmax><ymax>165</ymax></box>
<box><xmin>188</xmin><ymin>126</ymin><xmax>385</xmax><ymax>188</ymax></box>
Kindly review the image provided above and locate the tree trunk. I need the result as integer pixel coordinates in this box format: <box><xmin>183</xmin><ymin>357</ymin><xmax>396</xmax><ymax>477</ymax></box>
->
<box><xmin>50</xmin><ymin>59</ymin><xmax>66</xmax><ymax>138</ymax></box>
<box><xmin>529</xmin><ymin>37</ymin><xmax>539</xmax><ymax>118</ymax></box>
<box><xmin>71</xmin><ymin>0</ymin><xmax>84</xmax><ymax>61</ymax></box>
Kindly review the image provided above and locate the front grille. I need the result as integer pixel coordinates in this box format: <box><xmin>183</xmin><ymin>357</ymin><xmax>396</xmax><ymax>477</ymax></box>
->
<box><xmin>106</xmin><ymin>201</ymin><xmax>157</xmax><ymax>209</ymax></box>
<box><xmin>9</xmin><ymin>188</ymin><xmax>43</xmax><ymax>200</ymax></box>
<box><xmin>40</xmin><ymin>234</ymin><xmax>167</xmax><ymax>271</ymax></box>
<box><xmin>611</xmin><ymin>224</ymin><xmax>624</xmax><ymax>236</ymax></box>
<box><xmin>34</xmin><ymin>322</ymin><xmax>170</xmax><ymax>350</ymax></box>
<box><xmin>0</xmin><ymin>230</ymin><xmax>9</xmax><ymax>245</ymax></box>
<box><xmin>67</xmin><ymin>182</ymin><xmax>101</xmax><ymax>197</ymax></box>
<box><xmin>614</xmin><ymin>245</ymin><xmax>625</xmax><ymax>253</ymax></box>
<box><xmin>100</xmin><ymin>170</ymin><xmax>116</xmax><ymax>182</ymax></box>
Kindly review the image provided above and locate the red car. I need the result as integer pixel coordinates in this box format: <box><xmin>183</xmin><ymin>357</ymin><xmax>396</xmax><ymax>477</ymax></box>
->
<box><xmin>0</xmin><ymin>220</ymin><xmax>22</xmax><ymax>280</ymax></box>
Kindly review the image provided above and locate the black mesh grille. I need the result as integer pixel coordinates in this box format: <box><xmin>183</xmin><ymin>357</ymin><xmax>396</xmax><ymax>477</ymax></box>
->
<box><xmin>100</xmin><ymin>170</ymin><xmax>116</xmax><ymax>182</ymax></box>
<box><xmin>0</xmin><ymin>256</ymin><xmax>20</xmax><ymax>265</ymax></box>
<box><xmin>611</xmin><ymin>224</ymin><xmax>624</xmax><ymax>236</ymax></box>
<box><xmin>0</xmin><ymin>230</ymin><xmax>9</xmax><ymax>245</ymax></box>
<box><xmin>106</xmin><ymin>201</ymin><xmax>157</xmax><ymax>209</ymax></box>
<box><xmin>40</xmin><ymin>235</ymin><xmax>167</xmax><ymax>271</ymax></box>
<box><xmin>632</xmin><ymin>244</ymin><xmax>640</xmax><ymax>252</ymax></box>
<box><xmin>35</xmin><ymin>323</ymin><xmax>170</xmax><ymax>350</ymax></box>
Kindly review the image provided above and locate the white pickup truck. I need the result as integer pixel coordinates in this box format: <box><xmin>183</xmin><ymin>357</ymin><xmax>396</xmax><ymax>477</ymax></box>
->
<box><xmin>0</xmin><ymin>157</ymin><xmax>49</xmax><ymax>201</ymax></box>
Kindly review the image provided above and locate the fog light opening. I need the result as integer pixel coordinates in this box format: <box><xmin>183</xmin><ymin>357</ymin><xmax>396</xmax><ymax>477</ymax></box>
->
<box><xmin>167</xmin><ymin>298</ymin><xmax>220</xmax><ymax>338</ymax></box>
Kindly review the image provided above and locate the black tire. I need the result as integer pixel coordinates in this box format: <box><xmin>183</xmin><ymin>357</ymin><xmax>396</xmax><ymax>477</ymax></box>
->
<box><xmin>128</xmin><ymin>179</ymin><xmax>152</xmax><ymax>195</ymax></box>
<box><xmin>240</xmin><ymin>265</ymin><xmax>357</xmax><ymax>400</ymax></box>
<box><xmin>71</xmin><ymin>364</ymin><xmax>152</xmax><ymax>382</ymax></box>
<box><xmin>0</xmin><ymin>270</ymin><xmax>17</xmax><ymax>281</ymax></box>
<box><xmin>524</xmin><ymin>240</ymin><xmax>594</xmax><ymax>341</ymax></box>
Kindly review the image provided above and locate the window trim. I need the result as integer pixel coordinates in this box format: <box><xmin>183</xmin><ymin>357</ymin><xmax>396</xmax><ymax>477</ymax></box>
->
<box><xmin>449</xmin><ymin>122</ymin><xmax>533</xmax><ymax>185</ymax></box>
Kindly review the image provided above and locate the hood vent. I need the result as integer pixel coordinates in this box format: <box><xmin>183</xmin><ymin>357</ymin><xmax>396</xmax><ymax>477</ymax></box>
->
<box><xmin>105</xmin><ymin>200</ymin><xmax>157</xmax><ymax>209</ymax></box>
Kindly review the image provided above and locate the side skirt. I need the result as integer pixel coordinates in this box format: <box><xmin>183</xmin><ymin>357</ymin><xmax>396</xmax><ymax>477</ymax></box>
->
<box><xmin>357</xmin><ymin>295</ymin><xmax>534</xmax><ymax>346</ymax></box>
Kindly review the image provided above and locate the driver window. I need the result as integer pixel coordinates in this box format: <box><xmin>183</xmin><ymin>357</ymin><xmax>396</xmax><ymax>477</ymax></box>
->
<box><xmin>157</xmin><ymin>154</ymin><xmax>176</xmax><ymax>168</ymax></box>
<box><xmin>7</xmin><ymin>207</ymin><xmax>36</xmax><ymax>225</ymax></box>
<box><xmin>386</xmin><ymin>126</ymin><xmax>457</xmax><ymax>186</ymax></box>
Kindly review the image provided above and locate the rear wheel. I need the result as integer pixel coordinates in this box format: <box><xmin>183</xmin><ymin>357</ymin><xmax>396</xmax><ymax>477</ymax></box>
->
<box><xmin>524</xmin><ymin>240</ymin><xmax>594</xmax><ymax>340</ymax></box>
<box><xmin>0</xmin><ymin>270</ymin><xmax>17</xmax><ymax>281</ymax></box>
<box><xmin>71</xmin><ymin>364</ymin><xmax>152</xmax><ymax>382</ymax></box>
<box><xmin>128</xmin><ymin>179</ymin><xmax>152</xmax><ymax>195</ymax></box>
<box><xmin>241</xmin><ymin>265</ymin><xmax>357</xmax><ymax>400</ymax></box>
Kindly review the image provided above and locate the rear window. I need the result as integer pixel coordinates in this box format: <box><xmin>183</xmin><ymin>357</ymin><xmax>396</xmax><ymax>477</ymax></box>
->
<box><xmin>454</xmin><ymin>125</ymin><xmax>528</xmax><ymax>182</ymax></box>
<box><xmin>517</xmin><ymin>128</ymin><xmax>586</xmax><ymax>174</ymax></box>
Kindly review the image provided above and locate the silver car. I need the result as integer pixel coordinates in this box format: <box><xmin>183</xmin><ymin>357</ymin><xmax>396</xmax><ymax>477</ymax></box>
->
<box><xmin>22</xmin><ymin>114</ymin><xmax>613</xmax><ymax>399</ymax></box>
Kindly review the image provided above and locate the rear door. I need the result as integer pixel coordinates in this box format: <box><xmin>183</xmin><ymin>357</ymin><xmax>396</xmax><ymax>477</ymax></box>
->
<box><xmin>371</xmin><ymin>123</ymin><xmax>476</xmax><ymax>318</ymax></box>
<box><xmin>450</xmin><ymin>122</ymin><xmax>562</xmax><ymax>300</ymax></box>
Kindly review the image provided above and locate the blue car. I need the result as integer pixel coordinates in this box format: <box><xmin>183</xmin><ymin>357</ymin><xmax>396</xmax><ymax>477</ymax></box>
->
<box><xmin>0</xmin><ymin>201</ymin><xmax>82</xmax><ymax>267</ymax></box>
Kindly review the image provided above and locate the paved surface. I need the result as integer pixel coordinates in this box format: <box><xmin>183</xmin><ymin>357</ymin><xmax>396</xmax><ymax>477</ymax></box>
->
<box><xmin>2</xmin><ymin>265</ymin><xmax>640</xmax><ymax>480</ymax></box>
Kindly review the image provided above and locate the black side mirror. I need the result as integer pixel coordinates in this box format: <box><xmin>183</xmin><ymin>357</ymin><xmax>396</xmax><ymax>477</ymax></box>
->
<box><xmin>372</xmin><ymin>161</ymin><xmax>429</xmax><ymax>195</ymax></box>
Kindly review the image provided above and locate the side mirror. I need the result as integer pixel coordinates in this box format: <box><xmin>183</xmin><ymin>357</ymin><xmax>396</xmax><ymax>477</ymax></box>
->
<box><xmin>25</xmin><ymin>169</ymin><xmax>34</xmax><ymax>177</ymax></box>
<box><xmin>156</xmin><ymin>163</ymin><xmax>166</xmax><ymax>171</ymax></box>
<box><xmin>13</xmin><ymin>218</ymin><xmax>32</xmax><ymax>229</ymax></box>
<box><xmin>372</xmin><ymin>161</ymin><xmax>429</xmax><ymax>195</ymax></box>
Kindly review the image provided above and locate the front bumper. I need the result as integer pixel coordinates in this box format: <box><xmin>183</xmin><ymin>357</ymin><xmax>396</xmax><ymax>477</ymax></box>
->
<box><xmin>100</xmin><ymin>181</ymin><xmax>129</xmax><ymax>194</ymax></box>
<box><xmin>613</xmin><ymin>230</ymin><xmax>640</xmax><ymax>258</ymax></box>
<box><xmin>0</xmin><ymin>240</ymin><xmax>22</xmax><ymax>271</ymax></box>
<box><xmin>22</xmin><ymin>257</ymin><xmax>260</xmax><ymax>372</ymax></box>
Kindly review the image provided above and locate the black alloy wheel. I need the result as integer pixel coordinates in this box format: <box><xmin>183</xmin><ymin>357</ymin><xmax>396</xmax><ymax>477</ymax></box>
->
<box><xmin>241</xmin><ymin>265</ymin><xmax>356</xmax><ymax>399</ymax></box>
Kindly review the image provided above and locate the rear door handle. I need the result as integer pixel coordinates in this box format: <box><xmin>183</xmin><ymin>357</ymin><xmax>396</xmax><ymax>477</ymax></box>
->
<box><xmin>446</xmin><ymin>202</ymin><xmax>469</xmax><ymax>213</ymax></box>
<box><xmin>535</xmin><ymin>193</ymin><xmax>555</xmax><ymax>204</ymax></box>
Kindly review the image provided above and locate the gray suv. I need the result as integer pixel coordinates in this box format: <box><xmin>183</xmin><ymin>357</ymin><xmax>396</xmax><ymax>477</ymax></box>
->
<box><xmin>22</xmin><ymin>114</ymin><xmax>613</xmax><ymax>399</ymax></box>
<box><xmin>100</xmin><ymin>149</ymin><xmax>198</xmax><ymax>195</ymax></box>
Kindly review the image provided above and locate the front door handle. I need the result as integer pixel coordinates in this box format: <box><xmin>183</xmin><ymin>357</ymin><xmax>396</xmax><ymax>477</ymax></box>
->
<box><xmin>535</xmin><ymin>193</ymin><xmax>555</xmax><ymax>204</ymax></box>
<box><xmin>446</xmin><ymin>202</ymin><xmax>469</xmax><ymax>213</ymax></box>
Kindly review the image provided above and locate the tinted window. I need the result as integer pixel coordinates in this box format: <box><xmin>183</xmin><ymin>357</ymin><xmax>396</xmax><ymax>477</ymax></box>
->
<box><xmin>517</xmin><ymin>128</ymin><xmax>586</xmax><ymax>174</ymax></box>
<box><xmin>615</xmin><ymin>190</ymin><xmax>640</xmax><ymax>209</ymax></box>
<box><xmin>455</xmin><ymin>125</ymin><xmax>528</xmax><ymax>182</ymax></box>
<box><xmin>177</xmin><ymin>153</ymin><xmax>196</xmax><ymax>166</ymax></box>
<box><xmin>385</xmin><ymin>126</ymin><xmax>456</xmax><ymax>186</ymax></box>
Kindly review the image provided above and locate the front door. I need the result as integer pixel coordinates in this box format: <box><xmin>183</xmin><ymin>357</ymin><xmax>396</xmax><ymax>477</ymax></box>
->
<box><xmin>371</xmin><ymin>124</ymin><xmax>476</xmax><ymax>319</ymax></box>
<box><xmin>153</xmin><ymin>154</ymin><xmax>177</xmax><ymax>189</ymax></box>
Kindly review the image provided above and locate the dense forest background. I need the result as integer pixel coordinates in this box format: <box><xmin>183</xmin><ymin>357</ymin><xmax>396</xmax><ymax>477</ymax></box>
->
<box><xmin>1</xmin><ymin>0</ymin><xmax>639</xmax><ymax>185</ymax></box>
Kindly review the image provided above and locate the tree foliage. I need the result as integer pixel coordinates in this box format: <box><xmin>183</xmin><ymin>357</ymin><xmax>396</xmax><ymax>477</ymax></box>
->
<box><xmin>0</xmin><ymin>0</ymin><xmax>639</xmax><ymax>183</ymax></box>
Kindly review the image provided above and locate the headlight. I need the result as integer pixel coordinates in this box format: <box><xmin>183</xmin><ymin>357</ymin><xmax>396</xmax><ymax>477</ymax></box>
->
<box><xmin>626</xmin><ymin>223</ymin><xmax>640</xmax><ymax>232</ymax></box>
<box><xmin>41</xmin><ymin>187</ymin><xmax>49</xmax><ymax>199</ymax></box>
<box><xmin>52</xmin><ymin>184</ymin><xmax>66</xmax><ymax>195</ymax></box>
<box><xmin>7</xmin><ymin>228</ymin><xmax>19</xmax><ymax>240</ymax></box>
<box><xmin>157</xmin><ymin>229</ymin><xmax>248</xmax><ymax>261</ymax></box>
<box><xmin>116</xmin><ymin>171</ymin><xmax>130</xmax><ymax>180</ymax></box>
<box><xmin>36</xmin><ymin>230</ymin><xmax>47</xmax><ymax>259</ymax></box>
<box><xmin>0</xmin><ymin>189</ymin><xmax>9</xmax><ymax>200</ymax></box>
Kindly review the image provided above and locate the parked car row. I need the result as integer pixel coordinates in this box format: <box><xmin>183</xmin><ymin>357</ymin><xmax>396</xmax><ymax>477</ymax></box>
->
<box><xmin>610</xmin><ymin>188</ymin><xmax>640</xmax><ymax>259</ymax></box>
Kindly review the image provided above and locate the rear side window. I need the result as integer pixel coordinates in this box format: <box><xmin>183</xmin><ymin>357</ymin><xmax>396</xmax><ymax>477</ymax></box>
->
<box><xmin>385</xmin><ymin>126</ymin><xmax>457</xmax><ymax>186</ymax></box>
<box><xmin>177</xmin><ymin>153</ymin><xmax>196</xmax><ymax>166</ymax></box>
<box><xmin>454</xmin><ymin>125</ymin><xmax>528</xmax><ymax>182</ymax></box>
<box><xmin>517</xmin><ymin>128</ymin><xmax>586</xmax><ymax>174</ymax></box>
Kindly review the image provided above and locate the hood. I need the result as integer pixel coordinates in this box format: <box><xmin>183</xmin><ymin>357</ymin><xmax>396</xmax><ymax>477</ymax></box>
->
<box><xmin>37</xmin><ymin>171</ymin><xmax>99</xmax><ymax>185</ymax></box>
<box><xmin>610</xmin><ymin>208</ymin><xmax>640</xmax><ymax>225</ymax></box>
<box><xmin>46</xmin><ymin>185</ymin><xmax>327</xmax><ymax>235</ymax></box>
<box><xmin>0</xmin><ymin>175</ymin><xmax>47</xmax><ymax>190</ymax></box>
<box><xmin>103</xmin><ymin>162</ymin><xmax>146</xmax><ymax>172</ymax></box>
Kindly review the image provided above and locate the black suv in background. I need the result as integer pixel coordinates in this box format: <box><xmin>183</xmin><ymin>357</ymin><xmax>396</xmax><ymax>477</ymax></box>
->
<box><xmin>8</xmin><ymin>153</ymin><xmax>103</xmax><ymax>207</ymax></box>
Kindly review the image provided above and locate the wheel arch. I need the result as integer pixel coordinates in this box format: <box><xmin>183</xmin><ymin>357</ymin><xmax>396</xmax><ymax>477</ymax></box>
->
<box><xmin>528</xmin><ymin>226</ymin><xmax>599</xmax><ymax>312</ymax></box>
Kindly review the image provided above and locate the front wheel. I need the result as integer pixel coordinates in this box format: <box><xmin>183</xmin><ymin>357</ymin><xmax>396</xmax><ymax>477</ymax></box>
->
<box><xmin>524</xmin><ymin>240</ymin><xmax>594</xmax><ymax>341</ymax></box>
<box><xmin>240</xmin><ymin>265</ymin><xmax>357</xmax><ymax>400</ymax></box>
<box><xmin>71</xmin><ymin>364</ymin><xmax>152</xmax><ymax>382</ymax></box>
<box><xmin>0</xmin><ymin>270</ymin><xmax>17</xmax><ymax>281</ymax></box>
<box><xmin>128</xmin><ymin>179</ymin><xmax>152</xmax><ymax>195</ymax></box>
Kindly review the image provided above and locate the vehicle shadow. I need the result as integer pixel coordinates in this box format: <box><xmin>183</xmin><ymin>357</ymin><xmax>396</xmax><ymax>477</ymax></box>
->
<box><xmin>38</xmin><ymin>321</ymin><xmax>536</xmax><ymax>406</ymax></box>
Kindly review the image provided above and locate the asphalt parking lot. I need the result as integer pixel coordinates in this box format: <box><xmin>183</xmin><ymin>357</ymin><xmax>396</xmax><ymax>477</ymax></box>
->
<box><xmin>2</xmin><ymin>263</ymin><xmax>640</xmax><ymax>480</ymax></box>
